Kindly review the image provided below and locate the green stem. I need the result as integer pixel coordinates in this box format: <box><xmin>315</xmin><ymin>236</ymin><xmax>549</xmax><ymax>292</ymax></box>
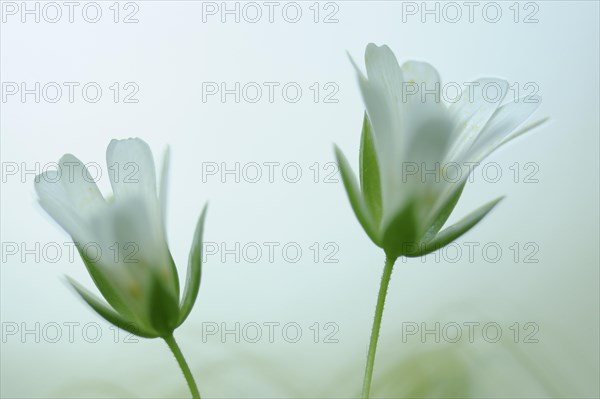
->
<box><xmin>164</xmin><ymin>334</ymin><xmax>201</xmax><ymax>399</ymax></box>
<box><xmin>361</xmin><ymin>256</ymin><xmax>396</xmax><ymax>399</ymax></box>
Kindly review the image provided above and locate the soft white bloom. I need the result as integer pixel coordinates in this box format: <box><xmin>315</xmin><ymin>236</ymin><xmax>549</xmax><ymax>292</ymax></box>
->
<box><xmin>336</xmin><ymin>43</ymin><xmax>546</xmax><ymax>258</ymax></box>
<box><xmin>35</xmin><ymin>138</ymin><xmax>206</xmax><ymax>337</ymax></box>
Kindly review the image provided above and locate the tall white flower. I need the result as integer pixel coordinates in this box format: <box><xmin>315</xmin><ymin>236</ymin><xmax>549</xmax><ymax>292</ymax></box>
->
<box><xmin>35</xmin><ymin>138</ymin><xmax>207</xmax><ymax>338</ymax></box>
<box><xmin>336</xmin><ymin>43</ymin><xmax>547</xmax><ymax>259</ymax></box>
<box><xmin>339</xmin><ymin>44</ymin><xmax>549</xmax><ymax>399</ymax></box>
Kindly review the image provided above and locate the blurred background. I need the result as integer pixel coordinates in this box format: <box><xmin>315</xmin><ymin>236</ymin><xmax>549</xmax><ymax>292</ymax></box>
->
<box><xmin>1</xmin><ymin>1</ymin><xmax>598</xmax><ymax>397</ymax></box>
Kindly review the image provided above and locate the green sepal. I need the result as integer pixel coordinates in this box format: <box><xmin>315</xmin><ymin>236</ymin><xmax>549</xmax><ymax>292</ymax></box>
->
<box><xmin>149</xmin><ymin>275</ymin><xmax>180</xmax><ymax>337</ymax></box>
<box><xmin>381</xmin><ymin>200</ymin><xmax>419</xmax><ymax>259</ymax></box>
<box><xmin>66</xmin><ymin>276</ymin><xmax>158</xmax><ymax>338</ymax></box>
<box><xmin>166</xmin><ymin>250</ymin><xmax>180</xmax><ymax>301</ymax></box>
<box><xmin>406</xmin><ymin>196</ymin><xmax>504</xmax><ymax>257</ymax></box>
<box><xmin>421</xmin><ymin>181</ymin><xmax>467</xmax><ymax>243</ymax></box>
<box><xmin>359</xmin><ymin>113</ymin><xmax>382</xmax><ymax>228</ymax></box>
<box><xmin>334</xmin><ymin>145</ymin><xmax>380</xmax><ymax>246</ymax></box>
<box><xmin>177</xmin><ymin>203</ymin><xmax>208</xmax><ymax>327</ymax></box>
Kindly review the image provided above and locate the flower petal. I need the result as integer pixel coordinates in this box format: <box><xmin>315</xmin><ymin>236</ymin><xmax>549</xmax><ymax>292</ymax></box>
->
<box><xmin>401</xmin><ymin>60</ymin><xmax>442</xmax><ymax>108</ymax></box>
<box><xmin>35</xmin><ymin>154</ymin><xmax>105</xmax><ymax>241</ymax></box>
<box><xmin>403</xmin><ymin>116</ymin><xmax>453</xmax><ymax>230</ymax></box>
<box><xmin>106</xmin><ymin>138</ymin><xmax>158</xmax><ymax>201</ymax></box>
<box><xmin>401</xmin><ymin>61</ymin><xmax>440</xmax><ymax>86</ymax></box>
<box><xmin>500</xmin><ymin>117</ymin><xmax>549</xmax><ymax>146</ymax></box>
<box><xmin>97</xmin><ymin>197</ymin><xmax>169</xmax><ymax>273</ymax></box>
<box><xmin>365</xmin><ymin>44</ymin><xmax>404</xmax><ymax>99</ymax></box>
<box><xmin>467</xmin><ymin>96</ymin><xmax>542</xmax><ymax>162</ymax></box>
<box><xmin>159</xmin><ymin>146</ymin><xmax>171</xmax><ymax>231</ymax></box>
<box><xmin>36</xmin><ymin>193</ymin><xmax>87</xmax><ymax>241</ymax></box>
<box><xmin>157</xmin><ymin>146</ymin><xmax>180</xmax><ymax>298</ymax></box>
<box><xmin>400</xmin><ymin>60</ymin><xmax>446</xmax><ymax>157</ymax></box>
<box><xmin>84</xmin><ymin>197</ymin><xmax>176</xmax><ymax>329</ymax></box>
<box><xmin>58</xmin><ymin>154</ymin><xmax>106</xmax><ymax>214</ymax></box>
<box><xmin>353</xmin><ymin>44</ymin><xmax>407</xmax><ymax>225</ymax></box>
<box><xmin>446</xmin><ymin>78</ymin><xmax>509</xmax><ymax>162</ymax></box>
<box><xmin>362</xmin><ymin>43</ymin><xmax>405</xmax><ymax>151</ymax></box>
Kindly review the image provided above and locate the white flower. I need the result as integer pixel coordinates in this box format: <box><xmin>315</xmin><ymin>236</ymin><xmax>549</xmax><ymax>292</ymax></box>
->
<box><xmin>35</xmin><ymin>138</ymin><xmax>206</xmax><ymax>337</ymax></box>
<box><xmin>336</xmin><ymin>43</ymin><xmax>547</xmax><ymax>258</ymax></box>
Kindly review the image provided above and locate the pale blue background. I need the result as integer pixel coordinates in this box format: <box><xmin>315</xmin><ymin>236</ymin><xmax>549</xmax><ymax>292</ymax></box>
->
<box><xmin>1</xmin><ymin>1</ymin><xmax>598</xmax><ymax>397</ymax></box>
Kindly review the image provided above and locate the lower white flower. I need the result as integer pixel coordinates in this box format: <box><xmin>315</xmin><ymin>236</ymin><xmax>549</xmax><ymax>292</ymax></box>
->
<box><xmin>35</xmin><ymin>138</ymin><xmax>206</xmax><ymax>338</ymax></box>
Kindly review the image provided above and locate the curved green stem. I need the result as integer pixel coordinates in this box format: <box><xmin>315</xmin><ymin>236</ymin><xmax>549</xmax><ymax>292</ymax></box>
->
<box><xmin>361</xmin><ymin>256</ymin><xmax>396</xmax><ymax>398</ymax></box>
<box><xmin>164</xmin><ymin>334</ymin><xmax>201</xmax><ymax>399</ymax></box>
